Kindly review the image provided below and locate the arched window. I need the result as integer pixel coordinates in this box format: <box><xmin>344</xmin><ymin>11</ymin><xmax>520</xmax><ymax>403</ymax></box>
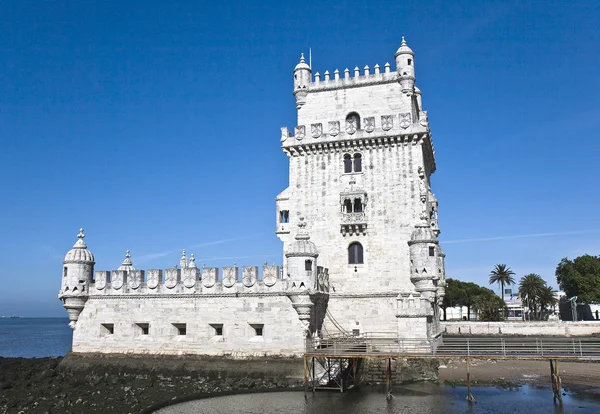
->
<box><xmin>344</xmin><ymin>199</ymin><xmax>353</xmax><ymax>213</ymax></box>
<box><xmin>353</xmin><ymin>153</ymin><xmax>362</xmax><ymax>172</ymax></box>
<box><xmin>348</xmin><ymin>242</ymin><xmax>364</xmax><ymax>264</ymax></box>
<box><xmin>305</xmin><ymin>260</ymin><xmax>312</xmax><ymax>271</ymax></box>
<box><xmin>346</xmin><ymin>112</ymin><xmax>361</xmax><ymax>130</ymax></box>
<box><xmin>353</xmin><ymin>199</ymin><xmax>363</xmax><ymax>213</ymax></box>
<box><xmin>344</xmin><ymin>154</ymin><xmax>352</xmax><ymax>173</ymax></box>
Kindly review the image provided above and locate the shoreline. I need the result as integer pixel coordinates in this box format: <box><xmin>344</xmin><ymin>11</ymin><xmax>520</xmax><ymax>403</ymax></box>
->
<box><xmin>3</xmin><ymin>356</ymin><xmax>600</xmax><ymax>413</ymax></box>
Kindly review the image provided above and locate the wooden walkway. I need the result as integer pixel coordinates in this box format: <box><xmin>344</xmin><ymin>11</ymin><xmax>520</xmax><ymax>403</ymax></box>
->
<box><xmin>303</xmin><ymin>334</ymin><xmax>600</xmax><ymax>403</ymax></box>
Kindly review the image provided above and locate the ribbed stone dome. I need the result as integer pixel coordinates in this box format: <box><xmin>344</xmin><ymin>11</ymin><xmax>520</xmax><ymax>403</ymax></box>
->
<box><xmin>409</xmin><ymin>222</ymin><xmax>437</xmax><ymax>244</ymax></box>
<box><xmin>63</xmin><ymin>228</ymin><xmax>95</xmax><ymax>264</ymax></box>
<box><xmin>394</xmin><ymin>37</ymin><xmax>414</xmax><ymax>57</ymax></box>
<box><xmin>294</xmin><ymin>53</ymin><xmax>310</xmax><ymax>71</ymax></box>
<box><xmin>286</xmin><ymin>217</ymin><xmax>318</xmax><ymax>258</ymax></box>
<box><xmin>117</xmin><ymin>250</ymin><xmax>135</xmax><ymax>271</ymax></box>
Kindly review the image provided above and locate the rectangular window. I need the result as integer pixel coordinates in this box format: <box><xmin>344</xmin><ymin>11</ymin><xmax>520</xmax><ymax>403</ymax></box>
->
<box><xmin>429</xmin><ymin>246</ymin><xmax>435</xmax><ymax>257</ymax></box>
<box><xmin>408</xmin><ymin>59</ymin><xmax>412</xmax><ymax>66</ymax></box>
<box><xmin>63</xmin><ymin>267</ymin><xmax>67</xmax><ymax>277</ymax></box>
<box><xmin>210</xmin><ymin>323</ymin><xmax>223</xmax><ymax>336</ymax></box>
<box><xmin>173</xmin><ymin>323</ymin><xmax>187</xmax><ymax>336</ymax></box>
<box><xmin>136</xmin><ymin>323</ymin><xmax>149</xmax><ymax>335</ymax></box>
<box><xmin>279</xmin><ymin>210</ymin><xmax>289</xmax><ymax>223</ymax></box>
<box><xmin>305</xmin><ymin>260</ymin><xmax>312</xmax><ymax>271</ymax></box>
<box><xmin>251</xmin><ymin>323</ymin><xmax>264</xmax><ymax>337</ymax></box>
<box><xmin>101</xmin><ymin>323</ymin><xmax>114</xmax><ymax>335</ymax></box>
<box><xmin>352</xmin><ymin>329</ymin><xmax>360</xmax><ymax>336</ymax></box>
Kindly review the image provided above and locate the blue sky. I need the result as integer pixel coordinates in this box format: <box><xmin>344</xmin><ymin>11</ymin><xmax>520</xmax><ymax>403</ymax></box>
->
<box><xmin>1</xmin><ymin>1</ymin><xmax>599</xmax><ymax>316</ymax></box>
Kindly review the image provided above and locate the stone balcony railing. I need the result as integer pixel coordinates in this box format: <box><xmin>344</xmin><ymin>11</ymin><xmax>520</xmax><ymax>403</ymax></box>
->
<box><xmin>341</xmin><ymin>212</ymin><xmax>367</xmax><ymax>236</ymax></box>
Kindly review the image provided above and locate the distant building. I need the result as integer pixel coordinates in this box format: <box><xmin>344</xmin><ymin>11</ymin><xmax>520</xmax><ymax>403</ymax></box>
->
<box><xmin>58</xmin><ymin>39</ymin><xmax>446</xmax><ymax>356</ymax></box>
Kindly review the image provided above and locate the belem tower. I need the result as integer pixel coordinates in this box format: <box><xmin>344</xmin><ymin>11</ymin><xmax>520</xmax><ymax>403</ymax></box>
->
<box><xmin>59</xmin><ymin>38</ymin><xmax>446</xmax><ymax>357</ymax></box>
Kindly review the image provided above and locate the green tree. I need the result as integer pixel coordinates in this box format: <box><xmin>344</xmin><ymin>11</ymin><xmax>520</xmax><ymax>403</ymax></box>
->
<box><xmin>489</xmin><ymin>264</ymin><xmax>516</xmax><ymax>301</ymax></box>
<box><xmin>441</xmin><ymin>278</ymin><xmax>466</xmax><ymax>321</ymax></box>
<box><xmin>472</xmin><ymin>292</ymin><xmax>507</xmax><ymax>321</ymax></box>
<box><xmin>537</xmin><ymin>285</ymin><xmax>558</xmax><ymax>320</ymax></box>
<box><xmin>518</xmin><ymin>273</ymin><xmax>545</xmax><ymax>319</ymax></box>
<box><xmin>556</xmin><ymin>255</ymin><xmax>600</xmax><ymax>304</ymax></box>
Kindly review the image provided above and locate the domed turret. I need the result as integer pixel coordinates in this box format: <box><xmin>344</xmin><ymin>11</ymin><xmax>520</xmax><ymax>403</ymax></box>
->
<box><xmin>408</xmin><ymin>221</ymin><xmax>441</xmax><ymax>300</ymax></box>
<box><xmin>117</xmin><ymin>250</ymin><xmax>135</xmax><ymax>272</ymax></box>
<box><xmin>395</xmin><ymin>37</ymin><xmax>416</xmax><ymax>95</ymax></box>
<box><xmin>285</xmin><ymin>216</ymin><xmax>318</xmax><ymax>289</ymax></box>
<box><xmin>59</xmin><ymin>228</ymin><xmax>95</xmax><ymax>328</ymax></box>
<box><xmin>293</xmin><ymin>53</ymin><xmax>311</xmax><ymax>109</ymax></box>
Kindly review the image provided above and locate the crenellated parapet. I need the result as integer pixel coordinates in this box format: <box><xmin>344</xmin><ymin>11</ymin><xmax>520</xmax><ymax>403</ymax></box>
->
<box><xmin>91</xmin><ymin>264</ymin><xmax>287</xmax><ymax>296</ymax></box>
<box><xmin>310</xmin><ymin>62</ymin><xmax>397</xmax><ymax>91</ymax></box>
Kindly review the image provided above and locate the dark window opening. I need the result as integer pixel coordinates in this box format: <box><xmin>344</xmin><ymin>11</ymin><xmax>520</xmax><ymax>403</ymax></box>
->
<box><xmin>353</xmin><ymin>199</ymin><xmax>363</xmax><ymax>213</ymax></box>
<box><xmin>408</xmin><ymin>59</ymin><xmax>412</xmax><ymax>66</ymax></box>
<box><xmin>346</xmin><ymin>112</ymin><xmax>361</xmax><ymax>130</ymax></box>
<box><xmin>353</xmin><ymin>153</ymin><xmax>362</xmax><ymax>172</ymax></box>
<box><xmin>429</xmin><ymin>246</ymin><xmax>435</xmax><ymax>257</ymax></box>
<box><xmin>305</xmin><ymin>260</ymin><xmax>312</xmax><ymax>271</ymax></box>
<box><xmin>348</xmin><ymin>242</ymin><xmax>364</xmax><ymax>264</ymax></box>
<box><xmin>102</xmin><ymin>323</ymin><xmax>114</xmax><ymax>335</ymax></box>
<box><xmin>344</xmin><ymin>154</ymin><xmax>352</xmax><ymax>173</ymax></box>
<box><xmin>352</xmin><ymin>329</ymin><xmax>360</xmax><ymax>336</ymax></box>
<box><xmin>279</xmin><ymin>210</ymin><xmax>289</xmax><ymax>223</ymax></box>
<box><xmin>344</xmin><ymin>199</ymin><xmax>353</xmax><ymax>213</ymax></box>
<box><xmin>210</xmin><ymin>324</ymin><xmax>223</xmax><ymax>336</ymax></box>
<box><xmin>251</xmin><ymin>324</ymin><xmax>264</xmax><ymax>336</ymax></box>
<box><xmin>173</xmin><ymin>323</ymin><xmax>187</xmax><ymax>336</ymax></box>
<box><xmin>136</xmin><ymin>323</ymin><xmax>149</xmax><ymax>335</ymax></box>
<box><xmin>63</xmin><ymin>267</ymin><xmax>67</xmax><ymax>277</ymax></box>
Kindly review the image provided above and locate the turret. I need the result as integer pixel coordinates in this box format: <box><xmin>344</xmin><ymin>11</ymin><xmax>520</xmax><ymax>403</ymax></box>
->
<box><xmin>293</xmin><ymin>53</ymin><xmax>311</xmax><ymax>109</ymax></box>
<box><xmin>395</xmin><ymin>36</ymin><xmax>415</xmax><ymax>95</ymax></box>
<box><xmin>408</xmin><ymin>221</ymin><xmax>441</xmax><ymax>301</ymax></box>
<box><xmin>58</xmin><ymin>228</ymin><xmax>95</xmax><ymax>328</ymax></box>
<box><xmin>285</xmin><ymin>216</ymin><xmax>318</xmax><ymax>289</ymax></box>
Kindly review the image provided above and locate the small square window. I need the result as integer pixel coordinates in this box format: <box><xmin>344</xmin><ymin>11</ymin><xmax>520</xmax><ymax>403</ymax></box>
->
<box><xmin>210</xmin><ymin>323</ymin><xmax>223</xmax><ymax>336</ymax></box>
<box><xmin>136</xmin><ymin>323</ymin><xmax>149</xmax><ymax>335</ymax></box>
<box><xmin>101</xmin><ymin>323</ymin><xmax>114</xmax><ymax>335</ymax></box>
<box><xmin>173</xmin><ymin>323</ymin><xmax>187</xmax><ymax>336</ymax></box>
<box><xmin>429</xmin><ymin>246</ymin><xmax>435</xmax><ymax>257</ymax></box>
<box><xmin>250</xmin><ymin>324</ymin><xmax>264</xmax><ymax>337</ymax></box>
<box><xmin>352</xmin><ymin>329</ymin><xmax>360</xmax><ymax>336</ymax></box>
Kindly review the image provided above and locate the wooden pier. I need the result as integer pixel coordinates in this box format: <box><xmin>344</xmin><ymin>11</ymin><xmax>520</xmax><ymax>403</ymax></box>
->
<box><xmin>303</xmin><ymin>334</ymin><xmax>600</xmax><ymax>403</ymax></box>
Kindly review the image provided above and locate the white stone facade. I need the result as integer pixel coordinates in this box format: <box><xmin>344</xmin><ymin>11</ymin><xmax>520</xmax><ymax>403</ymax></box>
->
<box><xmin>58</xmin><ymin>39</ymin><xmax>445</xmax><ymax>357</ymax></box>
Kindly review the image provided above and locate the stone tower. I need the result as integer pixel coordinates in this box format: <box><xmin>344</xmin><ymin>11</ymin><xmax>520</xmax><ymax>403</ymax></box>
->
<box><xmin>277</xmin><ymin>39</ymin><xmax>445</xmax><ymax>339</ymax></box>
<box><xmin>58</xmin><ymin>228</ymin><xmax>95</xmax><ymax>328</ymax></box>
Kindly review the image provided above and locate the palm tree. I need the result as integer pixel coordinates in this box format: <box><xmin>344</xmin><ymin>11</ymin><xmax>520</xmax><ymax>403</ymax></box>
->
<box><xmin>537</xmin><ymin>285</ymin><xmax>558</xmax><ymax>320</ymax></box>
<box><xmin>518</xmin><ymin>273</ymin><xmax>545</xmax><ymax>320</ymax></box>
<box><xmin>489</xmin><ymin>264</ymin><xmax>516</xmax><ymax>302</ymax></box>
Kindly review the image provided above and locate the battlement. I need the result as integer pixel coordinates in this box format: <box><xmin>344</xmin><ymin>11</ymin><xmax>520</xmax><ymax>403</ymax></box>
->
<box><xmin>309</xmin><ymin>63</ymin><xmax>398</xmax><ymax>91</ymax></box>
<box><xmin>92</xmin><ymin>264</ymin><xmax>286</xmax><ymax>295</ymax></box>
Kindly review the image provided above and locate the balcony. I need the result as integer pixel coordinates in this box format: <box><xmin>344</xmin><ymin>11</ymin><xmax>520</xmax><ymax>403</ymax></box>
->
<box><xmin>341</xmin><ymin>212</ymin><xmax>367</xmax><ymax>236</ymax></box>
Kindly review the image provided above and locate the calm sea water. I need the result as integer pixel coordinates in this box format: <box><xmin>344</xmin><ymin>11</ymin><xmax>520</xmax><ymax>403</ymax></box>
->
<box><xmin>0</xmin><ymin>317</ymin><xmax>72</xmax><ymax>357</ymax></box>
<box><xmin>156</xmin><ymin>385</ymin><xmax>600</xmax><ymax>414</ymax></box>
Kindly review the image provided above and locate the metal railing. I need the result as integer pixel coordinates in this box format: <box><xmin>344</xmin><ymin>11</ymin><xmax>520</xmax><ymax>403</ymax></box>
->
<box><xmin>305</xmin><ymin>335</ymin><xmax>600</xmax><ymax>359</ymax></box>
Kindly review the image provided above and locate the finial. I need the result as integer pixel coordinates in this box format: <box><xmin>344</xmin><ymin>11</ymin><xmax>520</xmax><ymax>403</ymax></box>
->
<box><xmin>401</xmin><ymin>36</ymin><xmax>407</xmax><ymax>46</ymax></box>
<box><xmin>181</xmin><ymin>249</ymin><xmax>186</xmax><ymax>257</ymax></box>
<box><xmin>78</xmin><ymin>228</ymin><xmax>85</xmax><ymax>239</ymax></box>
<box><xmin>189</xmin><ymin>253</ymin><xmax>196</xmax><ymax>268</ymax></box>
<box><xmin>300</xmin><ymin>53</ymin><xmax>305</xmax><ymax>63</ymax></box>
<box><xmin>126</xmin><ymin>250</ymin><xmax>131</xmax><ymax>259</ymax></box>
<box><xmin>298</xmin><ymin>215</ymin><xmax>307</xmax><ymax>229</ymax></box>
<box><xmin>234</xmin><ymin>261</ymin><xmax>237</xmax><ymax>267</ymax></box>
<box><xmin>264</xmin><ymin>261</ymin><xmax>268</xmax><ymax>266</ymax></box>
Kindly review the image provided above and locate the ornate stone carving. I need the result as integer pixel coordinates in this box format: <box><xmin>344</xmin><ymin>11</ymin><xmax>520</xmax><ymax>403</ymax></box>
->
<box><xmin>164</xmin><ymin>268</ymin><xmax>179</xmax><ymax>289</ymax></box>
<box><xmin>222</xmin><ymin>266</ymin><xmax>237</xmax><ymax>288</ymax></box>
<box><xmin>95</xmin><ymin>271</ymin><xmax>108</xmax><ymax>290</ymax></box>
<box><xmin>419</xmin><ymin>111</ymin><xmax>429</xmax><ymax>127</ymax></box>
<box><xmin>295</xmin><ymin>125</ymin><xmax>305</xmax><ymax>141</ymax></box>
<box><xmin>345</xmin><ymin>117</ymin><xmax>357</xmax><ymax>135</ymax></box>
<box><xmin>202</xmin><ymin>267</ymin><xmax>217</xmax><ymax>288</ymax></box>
<box><xmin>341</xmin><ymin>212</ymin><xmax>366</xmax><ymax>224</ymax></box>
<box><xmin>328</xmin><ymin>121</ymin><xmax>340</xmax><ymax>136</ymax></box>
<box><xmin>280</xmin><ymin>126</ymin><xmax>289</xmax><ymax>142</ymax></box>
<box><xmin>400</xmin><ymin>112</ymin><xmax>411</xmax><ymax>129</ymax></box>
<box><xmin>364</xmin><ymin>117</ymin><xmax>375</xmax><ymax>133</ymax></box>
<box><xmin>381</xmin><ymin>115</ymin><xmax>393</xmax><ymax>131</ymax></box>
<box><xmin>128</xmin><ymin>270</ymin><xmax>142</xmax><ymax>290</ymax></box>
<box><xmin>242</xmin><ymin>266</ymin><xmax>258</xmax><ymax>287</ymax></box>
<box><xmin>182</xmin><ymin>268</ymin><xmax>197</xmax><ymax>288</ymax></box>
<box><xmin>146</xmin><ymin>269</ymin><xmax>161</xmax><ymax>289</ymax></box>
<box><xmin>263</xmin><ymin>265</ymin><xmax>278</xmax><ymax>287</ymax></box>
<box><xmin>311</xmin><ymin>123</ymin><xmax>322</xmax><ymax>138</ymax></box>
<box><xmin>112</xmin><ymin>270</ymin><xmax>125</xmax><ymax>290</ymax></box>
